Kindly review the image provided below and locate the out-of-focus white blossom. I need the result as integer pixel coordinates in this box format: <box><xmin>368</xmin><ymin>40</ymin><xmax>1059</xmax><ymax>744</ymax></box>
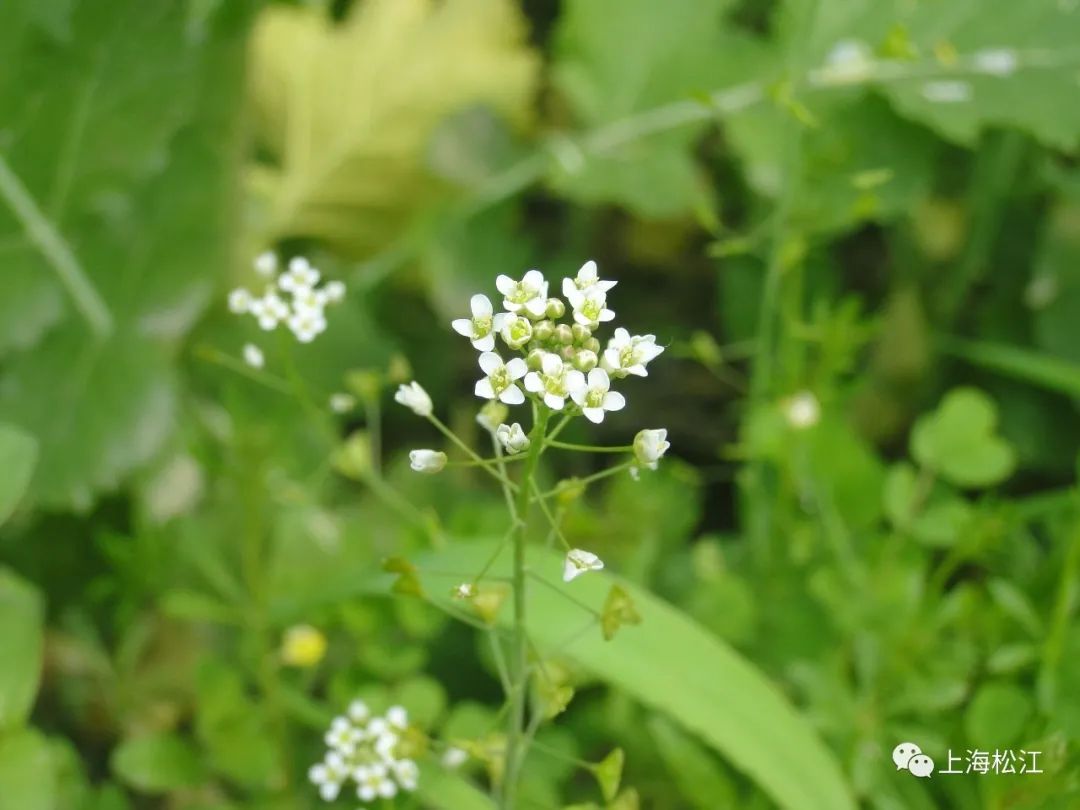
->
<box><xmin>563</xmin><ymin>548</ymin><xmax>604</xmax><ymax>582</ymax></box>
<box><xmin>395</xmin><ymin>382</ymin><xmax>433</xmax><ymax>417</ymax></box>
<box><xmin>409</xmin><ymin>449</ymin><xmax>447</xmax><ymax>474</ymax></box>
<box><xmin>633</xmin><ymin>428</ymin><xmax>670</xmax><ymax>470</ymax></box>
<box><xmin>242</xmin><ymin>343</ymin><xmax>264</xmax><ymax>369</ymax></box>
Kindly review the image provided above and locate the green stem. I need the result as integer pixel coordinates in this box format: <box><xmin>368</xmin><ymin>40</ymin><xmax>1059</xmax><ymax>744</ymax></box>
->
<box><xmin>427</xmin><ymin>413</ymin><xmax>519</xmax><ymax>491</ymax></box>
<box><xmin>1040</xmin><ymin>518</ymin><xmax>1080</xmax><ymax>705</ymax></box>
<box><xmin>500</xmin><ymin>404</ymin><xmax>550</xmax><ymax>809</ymax></box>
<box><xmin>546</xmin><ymin>440</ymin><xmax>632</xmax><ymax>453</ymax></box>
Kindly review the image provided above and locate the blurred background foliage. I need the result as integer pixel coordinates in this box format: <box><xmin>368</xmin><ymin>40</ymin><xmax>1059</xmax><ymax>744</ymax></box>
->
<box><xmin>2</xmin><ymin>0</ymin><xmax>1080</xmax><ymax>808</ymax></box>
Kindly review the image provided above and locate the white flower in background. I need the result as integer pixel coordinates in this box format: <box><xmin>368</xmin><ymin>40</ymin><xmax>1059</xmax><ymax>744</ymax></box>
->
<box><xmin>409</xmin><ymin>449</ymin><xmax>447</xmax><ymax>474</ymax></box>
<box><xmin>228</xmin><ymin>287</ymin><xmax>253</xmax><ymax>314</ymax></box>
<box><xmin>242</xmin><ymin>343</ymin><xmax>264</xmax><ymax>369</ymax></box>
<box><xmin>566</xmin><ymin>286</ymin><xmax>615</xmax><ymax>328</ymax></box>
<box><xmin>495</xmin><ymin>422</ymin><xmax>530</xmax><ymax>454</ymax></box>
<box><xmin>921</xmin><ymin>79</ymin><xmax>971</xmax><ymax>104</ymax></box>
<box><xmin>569</xmin><ymin>368</ymin><xmax>625</xmax><ymax>424</ymax></box>
<box><xmin>452</xmin><ymin>294</ymin><xmax>503</xmax><ymax>351</ymax></box>
<box><xmin>309</xmin><ymin>752</ymin><xmax>349</xmax><ymax>801</ymax></box>
<box><xmin>783</xmin><ymin>391</ymin><xmax>820</xmax><ymax>429</ymax></box>
<box><xmin>395</xmin><ymin>382</ymin><xmax>433</xmax><ymax>417</ymax></box>
<box><xmin>633</xmin><ymin>428</ymin><xmax>670</xmax><ymax>470</ymax></box>
<box><xmin>523</xmin><ymin>352</ymin><xmax>585</xmax><ymax>411</ymax></box>
<box><xmin>250</xmin><ymin>292</ymin><xmax>290</xmax><ymax>330</ymax></box>
<box><xmin>329</xmin><ymin>392</ymin><xmax>356</xmax><ymax>413</ymax></box>
<box><xmin>309</xmin><ymin>699</ymin><xmax>420</xmax><ymax>803</ymax></box>
<box><xmin>292</xmin><ymin>286</ymin><xmax>330</xmax><ymax>314</ymax></box>
<box><xmin>563</xmin><ymin>548</ymin><xmax>604</xmax><ymax>582</ymax></box>
<box><xmin>287</xmin><ymin>307</ymin><xmax>327</xmax><ymax>343</ymax></box>
<box><xmin>499</xmin><ymin>314</ymin><xmax>533</xmax><ymax>350</ymax></box>
<box><xmin>442</xmin><ymin>747</ymin><xmax>468</xmax><ymax>768</ymax></box>
<box><xmin>562</xmin><ymin>259</ymin><xmax>616</xmax><ymax>297</ymax></box>
<box><xmin>280</xmin><ymin>256</ymin><xmax>321</xmax><ymax>293</ymax></box>
<box><xmin>476</xmin><ymin>401</ymin><xmax>508</xmax><ymax>433</ymax></box>
<box><xmin>475</xmin><ymin>352</ymin><xmax>528</xmax><ymax>405</ymax></box>
<box><xmin>973</xmin><ymin>48</ymin><xmax>1017</xmax><ymax>77</ymax></box>
<box><xmin>452</xmin><ymin>582</ymin><xmax>475</xmax><ymax>599</ymax></box>
<box><xmin>496</xmin><ymin>269</ymin><xmax>549</xmax><ymax>318</ymax></box>
<box><xmin>602</xmin><ymin>328</ymin><xmax>664</xmax><ymax>377</ymax></box>
<box><xmin>324</xmin><ymin>279</ymin><xmax>347</xmax><ymax>303</ymax></box>
<box><xmin>819</xmin><ymin>39</ymin><xmax>874</xmax><ymax>84</ymax></box>
<box><xmin>254</xmin><ymin>251</ymin><xmax>278</xmax><ymax>277</ymax></box>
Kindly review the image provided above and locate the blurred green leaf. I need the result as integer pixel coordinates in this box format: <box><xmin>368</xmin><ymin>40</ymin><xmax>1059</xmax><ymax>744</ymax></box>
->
<box><xmin>551</xmin><ymin>0</ymin><xmax>769</xmax><ymax>217</ymax></box>
<box><xmin>0</xmin><ymin>568</ymin><xmax>44</xmax><ymax>730</ymax></box>
<box><xmin>416</xmin><ymin>764</ymin><xmax>495</xmax><ymax>810</ymax></box>
<box><xmin>648</xmin><ymin>716</ymin><xmax>736</xmax><ymax>810</ymax></box>
<box><xmin>943</xmin><ymin>336</ymin><xmax>1080</xmax><ymax>399</ymax></box>
<box><xmin>0</xmin><ymin>424</ymin><xmax>37</xmax><ymax>528</ymax></box>
<box><xmin>249</xmin><ymin>0</ymin><xmax>538</xmax><ymax>256</ymax></box>
<box><xmin>111</xmin><ymin>732</ymin><xmax>208</xmax><ymax>793</ymax></box>
<box><xmin>0</xmin><ymin>729</ymin><xmax>56</xmax><ymax>810</ymax></box>
<box><xmin>911</xmin><ymin>387</ymin><xmax>1016</xmax><ymax>488</ymax></box>
<box><xmin>964</xmin><ymin>682</ymin><xmax>1033</xmax><ymax>747</ymax></box>
<box><xmin>410</xmin><ymin>541</ymin><xmax>857</xmax><ymax>810</ymax></box>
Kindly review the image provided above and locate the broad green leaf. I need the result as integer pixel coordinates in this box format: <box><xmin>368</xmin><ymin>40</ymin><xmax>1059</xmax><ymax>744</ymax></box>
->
<box><xmin>249</xmin><ymin>0</ymin><xmax>538</xmax><ymax>256</ymax></box>
<box><xmin>0</xmin><ymin>423</ymin><xmax>37</xmax><ymax>527</ymax></box>
<box><xmin>408</xmin><ymin>541</ymin><xmax>856</xmax><ymax>810</ymax></box>
<box><xmin>964</xmin><ymin>682</ymin><xmax>1032</xmax><ymax>747</ymax></box>
<box><xmin>0</xmin><ymin>568</ymin><xmax>45</xmax><ymax>730</ymax></box>
<box><xmin>1032</xmin><ymin>196</ymin><xmax>1080</xmax><ymax>366</ymax></box>
<box><xmin>648</xmin><ymin>716</ymin><xmax>736</xmax><ymax>810</ymax></box>
<box><xmin>416</xmin><ymin>765</ymin><xmax>495</xmax><ymax>810</ymax></box>
<box><xmin>111</xmin><ymin>732</ymin><xmax>208</xmax><ymax>793</ymax></box>
<box><xmin>0</xmin><ymin>0</ymin><xmax>255</xmax><ymax>510</ymax></box>
<box><xmin>551</xmin><ymin>0</ymin><xmax>769</xmax><ymax>218</ymax></box>
<box><xmin>910</xmin><ymin>387</ymin><xmax>1016</xmax><ymax>489</ymax></box>
<box><xmin>0</xmin><ymin>729</ymin><xmax>56</xmax><ymax>810</ymax></box>
<box><xmin>943</xmin><ymin>336</ymin><xmax>1080</xmax><ymax>399</ymax></box>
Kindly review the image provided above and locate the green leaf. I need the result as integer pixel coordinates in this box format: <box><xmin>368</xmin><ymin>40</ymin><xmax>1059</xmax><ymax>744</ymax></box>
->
<box><xmin>0</xmin><ymin>729</ymin><xmax>56</xmax><ymax>810</ymax></box>
<box><xmin>551</xmin><ymin>0</ymin><xmax>767</xmax><ymax>217</ymax></box>
<box><xmin>0</xmin><ymin>568</ymin><xmax>45</xmax><ymax>730</ymax></box>
<box><xmin>942</xmin><ymin>336</ymin><xmax>1080</xmax><ymax>399</ymax></box>
<box><xmin>249</xmin><ymin>0</ymin><xmax>538</xmax><ymax>257</ymax></box>
<box><xmin>416</xmin><ymin>765</ymin><xmax>495</xmax><ymax>810</ymax></box>
<box><xmin>111</xmin><ymin>732</ymin><xmax>208</xmax><ymax>793</ymax></box>
<box><xmin>592</xmin><ymin>748</ymin><xmax>624</xmax><ymax>802</ymax></box>
<box><xmin>910</xmin><ymin>387</ymin><xmax>1017</xmax><ymax>488</ymax></box>
<box><xmin>0</xmin><ymin>423</ymin><xmax>37</xmax><ymax>527</ymax></box>
<box><xmin>648</xmin><ymin>716</ymin><xmax>736</xmax><ymax>810</ymax></box>
<box><xmin>964</xmin><ymin>682</ymin><xmax>1032</xmax><ymax>747</ymax></box>
<box><xmin>0</xmin><ymin>0</ymin><xmax>254</xmax><ymax>510</ymax></box>
<box><xmin>409</xmin><ymin>541</ymin><xmax>856</xmax><ymax>810</ymax></box>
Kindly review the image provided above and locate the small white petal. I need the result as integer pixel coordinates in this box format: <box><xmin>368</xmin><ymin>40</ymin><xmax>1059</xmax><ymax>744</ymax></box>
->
<box><xmin>478</xmin><ymin>351</ymin><xmax>503</xmax><ymax>375</ymax></box>
<box><xmin>604</xmin><ymin>391</ymin><xmax>626</xmax><ymax>411</ymax></box>
<box><xmin>544</xmin><ymin>393</ymin><xmax>565</xmax><ymax>410</ymax></box>
<box><xmin>475</xmin><ymin>378</ymin><xmax>496</xmax><ymax>399</ymax></box>
<box><xmin>471</xmin><ymin>294</ymin><xmax>493</xmax><ymax>317</ymax></box>
<box><xmin>473</xmin><ymin>333</ymin><xmax>496</xmax><ymax>352</ymax></box>
<box><xmin>451</xmin><ymin>318</ymin><xmax>473</xmax><ymax>338</ymax></box>
<box><xmin>583</xmin><ymin>407</ymin><xmax>604</xmax><ymax>423</ymax></box>
<box><xmin>504</xmin><ymin>357</ymin><xmax>527</xmax><ymax>380</ymax></box>
<box><xmin>495</xmin><ymin>275</ymin><xmax>515</xmax><ymax>295</ymax></box>
<box><xmin>500</xmin><ymin>385</ymin><xmax>525</xmax><ymax>405</ymax></box>
<box><xmin>523</xmin><ymin>372</ymin><xmax>542</xmax><ymax>393</ymax></box>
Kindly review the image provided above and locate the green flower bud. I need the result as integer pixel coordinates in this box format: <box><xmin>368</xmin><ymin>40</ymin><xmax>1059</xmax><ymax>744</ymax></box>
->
<box><xmin>501</xmin><ymin>316</ymin><xmax>533</xmax><ymax>349</ymax></box>
<box><xmin>527</xmin><ymin>349</ymin><xmax>547</xmax><ymax>371</ymax></box>
<box><xmin>584</xmin><ymin>337</ymin><xmax>601</xmax><ymax>354</ymax></box>
<box><xmin>572</xmin><ymin>323</ymin><xmax>591</xmax><ymax>344</ymax></box>
<box><xmin>555</xmin><ymin>324</ymin><xmax>574</xmax><ymax>345</ymax></box>
<box><xmin>545</xmin><ymin>298</ymin><xmax>566</xmax><ymax>319</ymax></box>
<box><xmin>572</xmin><ymin>349</ymin><xmax>598</xmax><ymax>372</ymax></box>
<box><xmin>561</xmin><ymin>345</ymin><xmax>576</xmax><ymax>362</ymax></box>
<box><xmin>533</xmin><ymin>320</ymin><xmax>555</xmax><ymax>342</ymax></box>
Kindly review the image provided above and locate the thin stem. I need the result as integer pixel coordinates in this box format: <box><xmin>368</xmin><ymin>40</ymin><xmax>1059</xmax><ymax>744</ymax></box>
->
<box><xmin>0</xmin><ymin>153</ymin><xmax>113</xmax><ymax>337</ymax></box>
<box><xmin>193</xmin><ymin>344</ymin><xmax>294</xmax><ymax>396</ymax></box>
<box><xmin>365</xmin><ymin>394</ymin><xmax>382</xmax><ymax>478</ymax></box>
<box><xmin>529</xmin><ymin>480</ymin><xmax>573</xmax><ymax>552</ymax></box>
<box><xmin>546</xmin><ymin>440</ymin><xmax>632</xmax><ymax>454</ymax></box>
<box><xmin>427</xmin><ymin>413</ymin><xmax>519</xmax><ymax>491</ymax></box>
<box><xmin>1040</xmin><ymin>518</ymin><xmax>1080</xmax><ymax>703</ymax></box>
<box><xmin>536</xmin><ymin>461</ymin><xmax>634</xmax><ymax>500</ymax></box>
<box><xmin>500</xmin><ymin>403</ymin><xmax>550</xmax><ymax>809</ymax></box>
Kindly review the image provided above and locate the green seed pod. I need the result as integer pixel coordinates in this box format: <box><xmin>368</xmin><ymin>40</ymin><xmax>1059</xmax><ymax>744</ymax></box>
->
<box><xmin>555</xmin><ymin>324</ymin><xmax>574</xmax><ymax>345</ymax></box>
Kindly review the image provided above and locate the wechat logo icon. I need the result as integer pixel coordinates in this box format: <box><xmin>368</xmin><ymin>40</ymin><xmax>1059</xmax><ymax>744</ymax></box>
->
<box><xmin>893</xmin><ymin>742</ymin><xmax>934</xmax><ymax>778</ymax></box>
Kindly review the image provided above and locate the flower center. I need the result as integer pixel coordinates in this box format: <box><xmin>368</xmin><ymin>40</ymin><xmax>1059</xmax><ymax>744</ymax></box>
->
<box><xmin>585</xmin><ymin>389</ymin><xmax>605</xmax><ymax>409</ymax></box>
<box><xmin>473</xmin><ymin>315</ymin><xmax>492</xmax><ymax>335</ymax></box>
<box><xmin>582</xmin><ymin>300</ymin><xmax>602</xmax><ymax>320</ymax></box>
<box><xmin>508</xmin><ymin>283</ymin><xmax>535</xmax><ymax>304</ymax></box>
<box><xmin>619</xmin><ymin>345</ymin><xmax>639</xmax><ymax>367</ymax></box>
<box><xmin>543</xmin><ymin>372</ymin><xmax>566</xmax><ymax>396</ymax></box>
<box><xmin>489</xmin><ymin>367</ymin><xmax>510</xmax><ymax>394</ymax></box>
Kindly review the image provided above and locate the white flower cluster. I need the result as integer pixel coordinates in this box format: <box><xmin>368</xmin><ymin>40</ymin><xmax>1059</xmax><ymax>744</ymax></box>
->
<box><xmin>229</xmin><ymin>252</ymin><xmax>345</xmax><ymax>343</ymax></box>
<box><xmin>454</xmin><ymin>261</ymin><xmax>663</xmax><ymax>423</ymax></box>
<box><xmin>308</xmin><ymin>700</ymin><xmax>419</xmax><ymax>803</ymax></box>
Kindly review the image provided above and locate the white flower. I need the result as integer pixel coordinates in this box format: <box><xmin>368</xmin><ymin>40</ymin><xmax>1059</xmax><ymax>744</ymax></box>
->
<box><xmin>442</xmin><ymin>747</ymin><xmax>468</xmax><ymax>768</ymax></box>
<box><xmin>292</xmin><ymin>286</ymin><xmax>329</xmax><ymax>315</ymax></box>
<box><xmin>280</xmin><ymin>256</ymin><xmax>320</xmax><ymax>293</ymax></box>
<box><xmin>287</xmin><ymin>308</ymin><xmax>328</xmax><ymax>343</ymax></box>
<box><xmin>496</xmin><ymin>269</ymin><xmax>549</xmax><ymax>318</ymax></box>
<box><xmin>325</xmin><ymin>716</ymin><xmax>359</xmax><ymax>755</ymax></box>
<box><xmin>242</xmin><ymin>343</ymin><xmax>264</xmax><ymax>369</ymax></box>
<box><xmin>386</xmin><ymin>705</ymin><xmax>408</xmax><ymax>729</ymax></box>
<box><xmin>921</xmin><ymin>79</ymin><xmax>971</xmax><ymax>104</ymax></box>
<box><xmin>523</xmin><ymin>352</ymin><xmax>585</xmax><ymax>411</ymax></box>
<box><xmin>602</xmin><ymin>328</ymin><xmax>664</xmax><ymax>377</ymax></box>
<box><xmin>250</xmin><ymin>292</ymin><xmax>289</xmax><ymax>330</ymax></box>
<box><xmin>499</xmin><ymin>314</ymin><xmax>533</xmax><ymax>350</ymax></box>
<box><xmin>566</xmin><ymin>287</ymin><xmax>615</xmax><ymax>328</ymax></box>
<box><xmin>393</xmin><ymin>759</ymin><xmax>420</xmax><ymax>791</ymax></box>
<box><xmin>309</xmin><ymin>752</ymin><xmax>348</xmax><ymax>801</ymax></box>
<box><xmin>495</xmin><ymin>422</ymin><xmax>530</xmax><ymax>454</ymax></box>
<box><xmin>452</xmin><ymin>582</ymin><xmax>475</xmax><ymax>599</ymax></box>
<box><xmin>356</xmin><ymin>762</ymin><xmax>396</xmax><ymax>802</ymax></box>
<box><xmin>452</xmin><ymin>294</ymin><xmax>505</xmax><ymax>351</ymax></box>
<box><xmin>561</xmin><ymin>260</ymin><xmax>616</xmax><ymax>297</ymax></box>
<box><xmin>568</xmin><ymin>368</ymin><xmax>625</xmax><ymax>424</ymax></box>
<box><xmin>819</xmin><ymin>39</ymin><xmax>874</xmax><ymax>84</ymax></box>
<box><xmin>348</xmin><ymin>700</ymin><xmax>371</xmax><ymax>723</ymax></box>
<box><xmin>228</xmin><ymin>287</ymin><xmax>253</xmax><ymax>314</ymax></box>
<box><xmin>973</xmin><ymin>48</ymin><xmax>1017</xmax><ymax>77</ymax></box>
<box><xmin>395</xmin><ymin>382</ymin><xmax>433</xmax><ymax>417</ymax></box>
<box><xmin>254</xmin><ymin>251</ymin><xmax>278</xmax><ymax>277</ymax></box>
<box><xmin>783</xmin><ymin>391</ymin><xmax>820</xmax><ymax>429</ymax></box>
<box><xmin>474</xmin><ymin>352</ymin><xmax>528</xmax><ymax>405</ymax></box>
<box><xmin>409</xmin><ymin>449</ymin><xmax>447</xmax><ymax>474</ymax></box>
<box><xmin>633</xmin><ymin>428</ymin><xmax>670</xmax><ymax>470</ymax></box>
<box><xmin>330</xmin><ymin>392</ymin><xmax>356</xmax><ymax>413</ymax></box>
<box><xmin>563</xmin><ymin>548</ymin><xmax>604</xmax><ymax>582</ymax></box>
<box><xmin>373</xmin><ymin>729</ymin><xmax>399</xmax><ymax>761</ymax></box>
<box><xmin>323</xmin><ymin>279</ymin><xmax>347</xmax><ymax>303</ymax></box>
